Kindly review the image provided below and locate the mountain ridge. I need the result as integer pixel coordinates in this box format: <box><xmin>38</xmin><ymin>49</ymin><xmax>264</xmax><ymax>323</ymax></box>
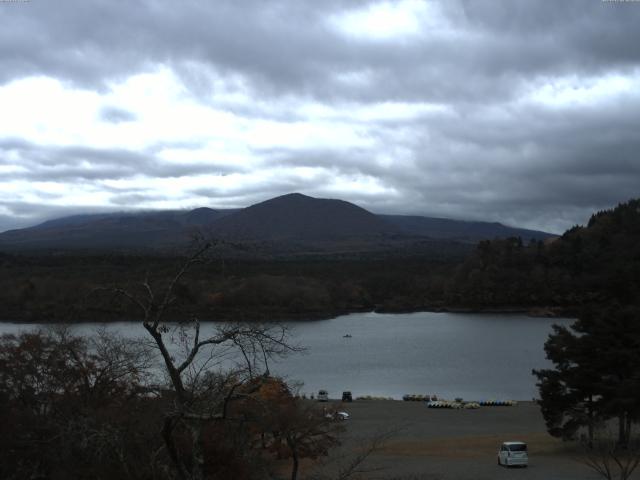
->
<box><xmin>209</xmin><ymin>193</ymin><xmax>395</xmax><ymax>240</ymax></box>
<box><xmin>0</xmin><ymin>193</ymin><xmax>555</xmax><ymax>253</ymax></box>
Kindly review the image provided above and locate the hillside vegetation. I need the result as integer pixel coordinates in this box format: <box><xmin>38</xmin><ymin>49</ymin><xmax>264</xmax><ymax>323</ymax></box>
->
<box><xmin>448</xmin><ymin>199</ymin><xmax>640</xmax><ymax>313</ymax></box>
<box><xmin>0</xmin><ymin>199</ymin><xmax>637</xmax><ymax>322</ymax></box>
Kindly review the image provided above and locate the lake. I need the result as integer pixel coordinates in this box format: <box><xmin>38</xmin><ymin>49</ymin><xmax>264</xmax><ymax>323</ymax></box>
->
<box><xmin>0</xmin><ymin>311</ymin><xmax>571</xmax><ymax>401</ymax></box>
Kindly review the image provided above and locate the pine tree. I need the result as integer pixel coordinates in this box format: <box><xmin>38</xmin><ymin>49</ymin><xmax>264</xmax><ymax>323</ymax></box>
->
<box><xmin>534</xmin><ymin>305</ymin><xmax>640</xmax><ymax>447</ymax></box>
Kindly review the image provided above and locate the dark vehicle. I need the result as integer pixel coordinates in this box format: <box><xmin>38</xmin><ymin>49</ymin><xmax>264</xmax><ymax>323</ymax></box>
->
<box><xmin>342</xmin><ymin>391</ymin><xmax>353</xmax><ymax>402</ymax></box>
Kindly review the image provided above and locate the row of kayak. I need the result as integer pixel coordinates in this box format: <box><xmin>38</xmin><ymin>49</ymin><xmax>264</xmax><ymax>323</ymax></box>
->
<box><xmin>478</xmin><ymin>400</ymin><xmax>517</xmax><ymax>406</ymax></box>
<box><xmin>428</xmin><ymin>401</ymin><xmax>481</xmax><ymax>409</ymax></box>
<box><xmin>402</xmin><ymin>394</ymin><xmax>517</xmax><ymax>407</ymax></box>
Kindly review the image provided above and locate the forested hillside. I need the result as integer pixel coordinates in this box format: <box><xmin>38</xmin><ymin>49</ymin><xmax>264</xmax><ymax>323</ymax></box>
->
<box><xmin>0</xmin><ymin>200</ymin><xmax>637</xmax><ymax>322</ymax></box>
<box><xmin>447</xmin><ymin>199</ymin><xmax>640</xmax><ymax>312</ymax></box>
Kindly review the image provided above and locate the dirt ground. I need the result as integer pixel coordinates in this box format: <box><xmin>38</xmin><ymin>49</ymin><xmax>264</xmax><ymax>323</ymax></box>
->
<box><xmin>311</xmin><ymin>400</ymin><xmax>639</xmax><ymax>480</ymax></box>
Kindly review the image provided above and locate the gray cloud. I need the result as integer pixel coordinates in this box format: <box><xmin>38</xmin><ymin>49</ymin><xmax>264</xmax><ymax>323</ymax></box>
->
<box><xmin>109</xmin><ymin>192</ymin><xmax>168</xmax><ymax>206</ymax></box>
<box><xmin>1</xmin><ymin>0</ymin><xmax>640</xmax><ymax>233</ymax></box>
<box><xmin>0</xmin><ymin>214</ymin><xmax>34</xmax><ymax>233</ymax></box>
<box><xmin>2</xmin><ymin>1</ymin><xmax>637</xmax><ymax>103</ymax></box>
<box><xmin>0</xmin><ymin>139</ymin><xmax>242</xmax><ymax>182</ymax></box>
<box><xmin>191</xmin><ymin>172</ymin><xmax>335</xmax><ymax>205</ymax></box>
<box><xmin>0</xmin><ymin>201</ymin><xmax>119</xmax><ymax>231</ymax></box>
<box><xmin>253</xmin><ymin>82</ymin><xmax>640</xmax><ymax>234</ymax></box>
<box><xmin>99</xmin><ymin>106</ymin><xmax>137</xmax><ymax>123</ymax></box>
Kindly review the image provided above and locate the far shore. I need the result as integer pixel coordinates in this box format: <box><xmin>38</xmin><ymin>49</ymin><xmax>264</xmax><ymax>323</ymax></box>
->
<box><xmin>0</xmin><ymin>304</ymin><xmax>574</xmax><ymax>325</ymax></box>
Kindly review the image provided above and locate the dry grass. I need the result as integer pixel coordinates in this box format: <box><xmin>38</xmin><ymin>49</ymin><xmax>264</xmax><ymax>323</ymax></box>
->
<box><xmin>382</xmin><ymin>432</ymin><xmax>571</xmax><ymax>458</ymax></box>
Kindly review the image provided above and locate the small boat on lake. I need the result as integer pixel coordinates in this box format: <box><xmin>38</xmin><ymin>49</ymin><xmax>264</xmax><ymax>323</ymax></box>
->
<box><xmin>343</xmin><ymin>334</ymin><xmax>352</xmax><ymax>338</ymax></box>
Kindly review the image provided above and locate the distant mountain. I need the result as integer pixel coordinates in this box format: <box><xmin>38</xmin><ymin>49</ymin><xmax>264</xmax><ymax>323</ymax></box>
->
<box><xmin>381</xmin><ymin>214</ymin><xmax>553</xmax><ymax>243</ymax></box>
<box><xmin>210</xmin><ymin>193</ymin><xmax>394</xmax><ymax>240</ymax></box>
<box><xmin>0</xmin><ymin>208</ymin><xmax>238</xmax><ymax>251</ymax></box>
<box><xmin>0</xmin><ymin>193</ymin><xmax>554</xmax><ymax>253</ymax></box>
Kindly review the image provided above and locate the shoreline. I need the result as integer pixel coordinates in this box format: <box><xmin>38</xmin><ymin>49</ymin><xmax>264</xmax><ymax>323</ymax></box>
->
<box><xmin>0</xmin><ymin>305</ymin><xmax>573</xmax><ymax>325</ymax></box>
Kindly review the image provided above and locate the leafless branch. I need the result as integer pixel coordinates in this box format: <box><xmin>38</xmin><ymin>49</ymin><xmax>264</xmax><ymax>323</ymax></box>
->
<box><xmin>578</xmin><ymin>435</ymin><xmax>640</xmax><ymax>480</ymax></box>
<box><xmin>309</xmin><ymin>428</ymin><xmax>401</xmax><ymax>480</ymax></box>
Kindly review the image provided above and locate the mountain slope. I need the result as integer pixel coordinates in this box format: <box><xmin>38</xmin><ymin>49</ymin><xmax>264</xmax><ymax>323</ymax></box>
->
<box><xmin>381</xmin><ymin>214</ymin><xmax>554</xmax><ymax>243</ymax></box>
<box><xmin>0</xmin><ymin>208</ymin><xmax>238</xmax><ymax>251</ymax></box>
<box><xmin>210</xmin><ymin>193</ymin><xmax>394</xmax><ymax>240</ymax></box>
<box><xmin>0</xmin><ymin>193</ymin><xmax>555</xmax><ymax>252</ymax></box>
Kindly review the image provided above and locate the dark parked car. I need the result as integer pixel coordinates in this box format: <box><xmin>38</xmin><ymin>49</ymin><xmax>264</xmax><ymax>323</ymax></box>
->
<box><xmin>342</xmin><ymin>391</ymin><xmax>353</xmax><ymax>402</ymax></box>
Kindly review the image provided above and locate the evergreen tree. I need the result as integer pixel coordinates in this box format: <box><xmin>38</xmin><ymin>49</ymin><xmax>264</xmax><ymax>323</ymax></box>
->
<box><xmin>534</xmin><ymin>305</ymin><xmax>640</xmax><ymax>447</ymax></box>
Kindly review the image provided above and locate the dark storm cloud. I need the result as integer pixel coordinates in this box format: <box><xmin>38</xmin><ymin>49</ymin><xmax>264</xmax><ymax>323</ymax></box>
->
<box><xmin>255</xmin><ymin>84</ymin><xmax>640</xmax><ymax>234</ymax></box>
<box><xmin>1</xmin><ymin>0</ymin><xmax>640</xmax><ymax>233</ymax></box>
<box><xmin>0</xmin><ymin>0</ymin><xmax>637</xmax><ymax>103</ymax></box>
<box><xmin>390</xmin><ymin>99</ymin><xmax>640</xmax><ymax>232</ymax></box>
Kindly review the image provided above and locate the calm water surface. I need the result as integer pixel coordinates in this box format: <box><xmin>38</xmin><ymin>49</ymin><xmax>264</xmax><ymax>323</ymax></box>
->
<box><xmin>0</xmin><ymin>311</ymin><xmax>571</xmax><ymax>400</ymax></box>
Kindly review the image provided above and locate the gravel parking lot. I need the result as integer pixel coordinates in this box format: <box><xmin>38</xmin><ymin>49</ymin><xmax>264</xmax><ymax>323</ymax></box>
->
<box><xmin>316</xmin><ymin>400</ymin><xmax>637</xmax><ymax>480</ymax></box>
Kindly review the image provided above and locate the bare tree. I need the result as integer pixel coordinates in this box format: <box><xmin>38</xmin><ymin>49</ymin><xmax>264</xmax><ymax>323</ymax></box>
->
<box><xmin>110</xmin><ymin>243</ymin><xmax>302</xmax><ymax>480</ymax></box>
<box><xmin>578</xmin><ymin>435</ymin><xmax>640</xmax><ymax>480</ymax></box>
<box><xmin>308</xmin><ymin>428</ymin><xmax>399</xmax><ymax>480</ymax></box>
<box><xmin>0</xmin><ymin>328</ymin><xmax>159</xmax><ymax>480</ymax></box>
<box><xmin>246</xmin><ymin>381</ymin><xmax>344</xmax><ymax>480</ymax></box>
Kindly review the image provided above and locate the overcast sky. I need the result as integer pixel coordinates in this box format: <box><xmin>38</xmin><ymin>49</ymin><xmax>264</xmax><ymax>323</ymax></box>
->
<box><xmin>1</xmin><ymin>0</ymin><xmax>639</xmax><ymax>234</ymax></box>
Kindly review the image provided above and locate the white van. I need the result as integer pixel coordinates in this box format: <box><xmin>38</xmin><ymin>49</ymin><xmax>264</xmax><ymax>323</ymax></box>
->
<box><xmin>498</xmin><ymin>441</ymin><xmax>528</xmax><ymax>467</ymax></box>
<box><xmin>317</xmin><ymin>389</ymin><xmax>329</xmax><ymax>402</ymax></box>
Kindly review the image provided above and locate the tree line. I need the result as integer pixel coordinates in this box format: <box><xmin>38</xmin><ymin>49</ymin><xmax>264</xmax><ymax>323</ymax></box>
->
<box><xmin>2</xmin><ymin>199</ymin><xmax>640</xmax><ymax>323</ymax></box>
<box><xmin>531</xmin><ymin>200</ymin><xmax>640</xmax><ymax>479</ymax></box>
<box><xmin>0</xmin><ymin>247</ymin><xmax>350</xmax><ymax>480</ymax></box>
